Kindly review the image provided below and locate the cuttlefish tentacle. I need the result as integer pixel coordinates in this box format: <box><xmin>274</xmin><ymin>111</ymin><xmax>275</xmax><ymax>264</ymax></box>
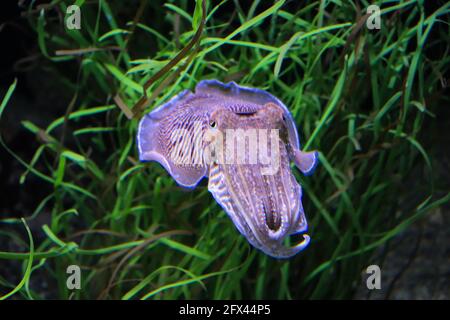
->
<box><xmin>137</xmin><ymin>80</ymin><xmax>319</xmax><ymax>258</ymax></box>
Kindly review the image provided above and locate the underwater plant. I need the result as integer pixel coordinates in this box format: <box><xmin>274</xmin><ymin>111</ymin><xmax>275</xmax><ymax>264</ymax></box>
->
<box><xmin>0</xmin><ymin>0</ymin><xmax>448</xmax><ymax>300</ymax></box>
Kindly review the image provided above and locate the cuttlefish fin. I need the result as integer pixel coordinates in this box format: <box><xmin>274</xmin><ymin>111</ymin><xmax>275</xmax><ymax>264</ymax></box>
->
<box><xmin>293</xmin><ymin>149</ymin><xmax>319</xmax><ymax>176</ymax></box>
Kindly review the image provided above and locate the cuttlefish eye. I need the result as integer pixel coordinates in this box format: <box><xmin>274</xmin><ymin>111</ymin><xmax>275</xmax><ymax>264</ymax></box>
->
<box><xmin>209</xmin><ymin>120</ymin><xmax>217</xmax><ymax>128</ymax></box>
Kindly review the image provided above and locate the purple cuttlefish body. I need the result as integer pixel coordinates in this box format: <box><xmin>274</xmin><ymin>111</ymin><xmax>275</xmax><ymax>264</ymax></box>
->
<box><xmin>137</xmin><ymin>80</ymin><xmax>318</xmax><ymax>258</ymax></box>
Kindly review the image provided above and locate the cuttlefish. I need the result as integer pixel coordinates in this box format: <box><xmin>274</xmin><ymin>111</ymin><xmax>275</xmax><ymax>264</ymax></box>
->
<box><xmin>137</xmin><ymin>80</ymin><xmax>318</xmax><ymax>258</ymax></box>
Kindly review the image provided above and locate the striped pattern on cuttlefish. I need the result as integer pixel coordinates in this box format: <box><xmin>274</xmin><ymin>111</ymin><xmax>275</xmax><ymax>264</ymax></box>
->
<box><xmin>137</xmin><ymin>80</ymin><xmax>318</xmax><ymax>258</ymax></box>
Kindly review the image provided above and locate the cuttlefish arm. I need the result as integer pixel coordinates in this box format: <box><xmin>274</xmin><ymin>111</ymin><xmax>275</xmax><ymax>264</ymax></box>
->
<box><xmin>137</xmin><ymin>80</ymin><xmax>319</xmax><ymax>258</ymax></box>
<box><xmin>206</xmin><ymin>102</ymin><xmax>313</xmax><ymax>258</ymax></box>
